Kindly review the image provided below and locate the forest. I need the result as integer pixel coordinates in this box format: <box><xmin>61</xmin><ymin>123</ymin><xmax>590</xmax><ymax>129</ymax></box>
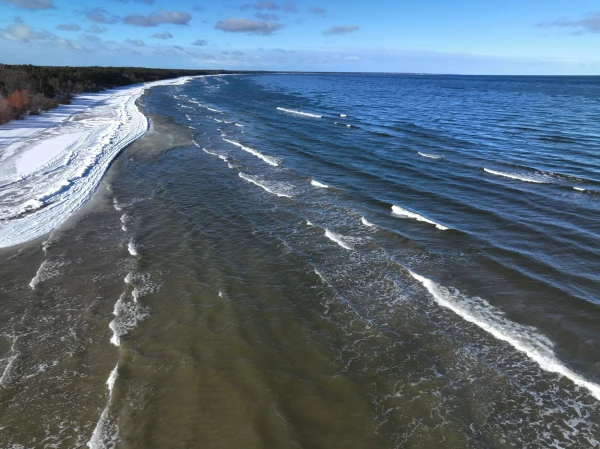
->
<box><xmin>0</xmin><ymin>64</ymin><xmax>233</xmax><ymax>125</ymax></box>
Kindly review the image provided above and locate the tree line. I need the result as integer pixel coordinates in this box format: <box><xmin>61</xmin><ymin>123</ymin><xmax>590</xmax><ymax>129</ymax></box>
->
<box><xmin>0</xmin><ymin>64</ymin><xmax>236</xmax><ymax>125</ymax></box>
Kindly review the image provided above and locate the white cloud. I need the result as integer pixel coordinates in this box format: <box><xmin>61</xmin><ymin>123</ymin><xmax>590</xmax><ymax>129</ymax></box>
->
<box><xmin>323</xmin><ymin>24</ymin><xmax>359</xmax><ymax>35</ymax></box>
<box><xmin>123</xmin><ymin>9</ymin><xmax>191</xmax><ymax>27</ymax></box>
<box><xmin>4</xmin><ymin>0</ymin><xmax>54</xmax><ymax>10</ymax></box>
<box><xmin>215</xmin><ymin>17</ymin><xmax>283</xmax><ymax>35</ymax></box>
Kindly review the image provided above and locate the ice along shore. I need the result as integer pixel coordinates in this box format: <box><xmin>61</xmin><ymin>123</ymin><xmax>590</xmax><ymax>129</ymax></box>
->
<box><xmin>0</xmin><ymin>76</ymin><xmax>198</xmax><ymax>248</ymax></box>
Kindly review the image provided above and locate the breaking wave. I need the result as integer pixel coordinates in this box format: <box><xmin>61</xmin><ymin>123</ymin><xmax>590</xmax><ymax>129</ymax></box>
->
<box><xmin>484</xmin><ymin>168</ymin><xmax>548</xmax><ymax>184</ymax></box>
<box><xmin>223</xmin><ymin>138</ymin><xmax>280</xmax><ymax>166</ymax></box>
<box><xmin>391</xmin><ymin>205</ymin><xmax>449</xmax><ymax>230</ymax></box>
<box><xmin>276</xmin><ymin>107</ymin><xmax>322</xmax><ymax>118</ymax></box>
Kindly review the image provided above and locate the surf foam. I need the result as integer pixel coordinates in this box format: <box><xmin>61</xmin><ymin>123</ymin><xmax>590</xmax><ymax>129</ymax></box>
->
<box><xmin>391</xmin><ymin>205</ymin><xmax>448</xmax><ymax>230</ymax></box>
<box><xmin>29</xmin><ymin>259</ymin><xmax>64</xmax><ymax>289</ymax></box>
<box><xmin>276</xmin><ymin>107</ymin><xmax>322</xmax><ymax>118</ymax></box>
<box><xmin>0</xmin><ymin>338</ymin><xmax>18</xmax><ymax>388</ymax></box>
<box><xmin>361</xmin><ymin>216</ymin><xmax>376</xmax><ymax>228</ymax></box>
<box><xmin>484</xmin><ymin>168</ymin><xmax>548</xmax><ymax>184</ymax></box>
<box><xmin>409</xmin><ymin>270</ymin><xmax>600</xmax><ymax>401</ymax></box>
<box><xmin>418</xmin><ymin>152</ymin><xmax>443</xmax><ymax>160</ymax></box>
<box><xmin>311</xmin><ymin>179</ymin><xmax>329</xmax><ymax>189</ymax></box>
<box><xmin>324</xmin><ymin>229</ymin><xmax>353</xmax><ymax>250</ymax></box>
<box><xmin>202</xmin><ymin>148</ymin><xmax>228</xmax><ymax>162</ymax></box>
<box><xmin>86</xmin><ymin>407</ymin><xmax>119</xmax><ymax>449</ymax></box>
<box><xmin>127</xmin><ymin>241</ymin><xmax>138</xmax><ymax>257</ymax></box>
<box><xmin>106</xmin><ymin>365</ymin><xmax>118</xmax><ymax>396</ymax></box>
<box><xmin>239</xmin><ymin>173</ymin><xmax>293</xmax><ymax>198</ymax></box>
<box><xmin>223</xmin><ymin>138</ymin><xmax>279</xmax><ymax>166</ymax></box>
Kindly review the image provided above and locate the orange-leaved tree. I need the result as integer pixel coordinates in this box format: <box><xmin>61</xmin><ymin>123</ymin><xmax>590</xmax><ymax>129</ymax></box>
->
<box><xmin>6</xmin><ymin>89</ymin><xmax>29</xmax><ymax>118</ymax></box>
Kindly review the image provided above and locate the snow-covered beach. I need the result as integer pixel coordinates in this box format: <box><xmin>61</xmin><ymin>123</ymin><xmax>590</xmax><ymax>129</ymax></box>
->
<box><xmin>0</xmin><ymin>76</ymin><xmax>196</xmax><ymax>248</ymax></box>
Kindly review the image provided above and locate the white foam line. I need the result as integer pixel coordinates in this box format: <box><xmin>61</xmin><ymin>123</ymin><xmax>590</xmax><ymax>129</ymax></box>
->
<box><xmin>86</xmin><ymin>406</ymin><xmax>119</xmax><ymax>449</ymax></box>
<box><xmin>484</xmin><ymin>168</ymin><xmax>547</xmax><ymax>184</ymax></box>
<box><xmin>106</xmin><ymin>365</ymin><xmax>118</xmax><ymax>396</ymax></box>
<box><xmin>0</xmin><ymin>76</ymin><xmax>199</xmax><ymax>248</ymax></box>
<box><xmin>223</xmin><ymin>138</ymin><xmax>279</xmax><ymax>166</ymax></box>
<box><xmin>109</xmin><ymin>320</ymin><xmax>121</xmax><ymax>347</ymax></box>
<box><xmin>391</xmin><ymin>205</ymin><xmax>449</xmax><ymax>230</ymax></box>
<box><xmin>239</xmin><ymin>173</ymin><xmax>292</xmax><ymax>198</ymax></box>
<box><xmin>188</xmin><ymin>99</ymin><xmax>223</xmax><ymax>113</ymax></box>
<box><xmin>306</xmin><ymin>220</ymin><xmax>314</xmax><ymax>226</ymax></box>
<box><xmin>418</xmin><ymin>152</ymin><xmax>442</xmax><ymax>160</ymax></box>
<box><xmin>0</xmin><ymin>339</ymin><xmax>18</xmax><ymax>388</ymax></box>
<box><xmin>311</xmin><ymin>179</ymin><xmax>329</xmax><ymax>189</ymax></box>
<box><xmin>29</xmin><ymin>259</ymin><xmax>48</xmax><ymax>289</ymax></box>
<box><xmin>324</xmin><ymin>229</ymin><xmax>352</xmax><ymax>250</ymax></box>
<box><xmin>361</xmin><ymin>216</ymin><xmax>376</xmax><ymax>228</ymax></box>
<box><xmin>202</xmin><ymin>148</ymin><xmax>228</xmax><ymax>162</ymax></box>
<box><xmin>409</xmin><ymin>270</ymin><xmax>600</xmax><ymax>401</ymax></box>
<box><xmin>127</xmin><ymin>241</ymin><xmax>138</xmax><ymax>257</ymax></box>
<box><xmin>340</xmin><ymin>114</ymin><xmax>347</xmax><ymax>117</ymax></box>
<box><xmin>574</xmin><ymin>187</ymin><xmax>586</xmax><ymax>192</ymax></box>
<box><xmin>112</xmin><ymin>293</ymin><xmax>126</xmax><ymax>316</ymax></box>
<box><xmin>235</xmin><ymin>123</ymin><xmax>245</xmax><ymax>127</ymax></box>
<box><xmin>120</xmin><ymin>214</ymin><xmax>128</xmax><ymax>232</ymax></box>
<box><xmin>314</xmin><ymin>267</ymin><xmax>328</xmax><ymax>284</ymax></box>
<box><xmin>276</xmin><ymin>107</ymin><xmax>322</xmax><ymax>118</ymax></box>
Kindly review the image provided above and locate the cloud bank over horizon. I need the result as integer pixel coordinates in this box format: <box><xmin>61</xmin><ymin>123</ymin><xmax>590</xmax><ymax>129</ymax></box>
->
<box><xmin>0</xmin><ymin>0</ymin><xmax>598</xmax><ymax>75</ymax></box>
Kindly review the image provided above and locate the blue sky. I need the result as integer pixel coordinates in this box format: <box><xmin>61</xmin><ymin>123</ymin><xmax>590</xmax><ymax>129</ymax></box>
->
<box><xmin>0</xmin><ymin>0</ymin><xmax>599</xmax><ymax>74</ymax></box>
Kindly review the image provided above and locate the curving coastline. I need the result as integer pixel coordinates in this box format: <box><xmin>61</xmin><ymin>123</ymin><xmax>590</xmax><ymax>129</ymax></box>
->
<box><xmin>0</xmin><ymin>76</ymin><xmax>197</xmax><ymax>249</ymax></box>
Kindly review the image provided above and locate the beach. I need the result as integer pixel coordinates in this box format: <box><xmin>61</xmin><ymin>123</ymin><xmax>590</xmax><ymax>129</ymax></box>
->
<box><xmin>1</xmin><ymin>73</ymin><xmax>599</xmax><ymax>448</ymax></box>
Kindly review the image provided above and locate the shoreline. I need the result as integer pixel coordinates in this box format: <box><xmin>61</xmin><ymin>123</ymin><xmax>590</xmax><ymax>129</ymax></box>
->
<box><xmin>0</xmin><ymin>75</ymin><xmax>199</xmax><ymax>249</ymax></box>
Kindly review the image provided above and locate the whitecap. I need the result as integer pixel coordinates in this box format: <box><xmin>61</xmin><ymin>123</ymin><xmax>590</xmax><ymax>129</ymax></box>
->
<box><xmin>0</xmin><ymin>351</ymin><xmax>18</xmax><ymax>387</ymax></box>
<box><xmin>223</xmin><ymin>138</ymin><xmax>280</xmax><ymax>166</ymax></box>
<box><xmin>276</xmin><ymin>107</ymin><xmax>322</xmax><ymax>118</ymax></box>
<box><xmin>188</xmin><ymin>99</ymin><xmax>223</xmax><ymax>113</ymax></box>
<box><xmin>106</xmin><ymin>365</ymin><xmax>118</xmax><ymax>396</ymax></box>
<box><xmin>127</xmin><ymin>241</ymin><xmax>138</xmax><ymax>256</ymax></box>
<box><xmin>409</xmin><ymin>270</ymin><xmax>600</xmax><ymax>401</ymax></box>
<box><xmin>573</xmin><ymin>187</ymin><xmax>586</xmax><ymax>192</ymax></box>
<box><xmin>361</xmin><ymin>216</ymin><xmax>376</xmax><ymax>228</ymax></box>
<box><xmin>311</xmin><ymin>179</ymin><xmax>329</xmax><ymax>189</ymax></box>
<box><xmin>239</xmin><ymin>173</ymin><xmax>293</xmax><ymax>198</ymax></box>
<box><xmin>109</xmin><ymin>293</ymin><xmax>148</xmax><ymax>347</ymax></box>
<box><xmin>324</xmin><ymin>229</ymin><xmax>353</xmax><ymax>250</ymax></box>
<box><xmin>418</xmin><ymin>152</ymin><xmax>442</xmax><ymax>160</ymax></box>
<box><xmin>29</xmin><ymin>259</ymin><xmax>63</xmax><ymax>289</ymax></box>
<box><xmin>484</xmin><ymin>168</ymin><xmax>548</xmax><ymax>184</ymax></box>
<box><xmin>202</xmin><ymin>148</ymin><xmax>228</xmax><ymax>162</ymax></box>
<box><xmin>86</xmin><ymin>407</ymin><xmax>119</xmax><ymax>449</ymax></box>
<box><xmin>391</xmin><ymin>205</ymin><xmax>448</xmax><ymax>230</ymax></box>
<box><xmin>120</xmin><ymin>214</ymin><xmax>128</xmax><ymax>232</ymax></box>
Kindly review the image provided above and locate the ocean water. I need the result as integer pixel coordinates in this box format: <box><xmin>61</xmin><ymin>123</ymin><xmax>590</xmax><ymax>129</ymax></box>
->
<box><xmin>1</xmin><ymin>73</ymin><xmax>600</xmax><ymax>448</ymax></box>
